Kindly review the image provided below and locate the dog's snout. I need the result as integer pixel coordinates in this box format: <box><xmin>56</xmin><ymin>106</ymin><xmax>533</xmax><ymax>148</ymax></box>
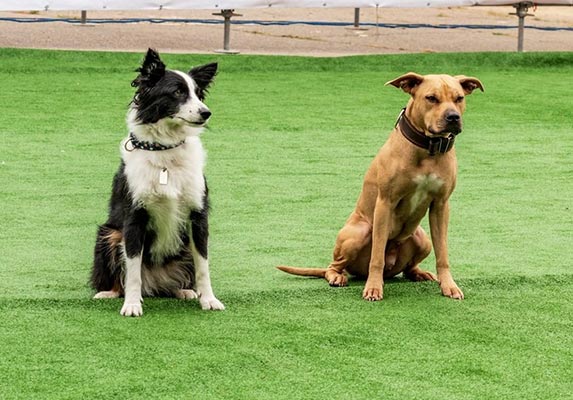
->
<box><xmin>445</xmin><ymin>111</ymin><xmax>460</xmax><ymax>123</ymax></box>
<box><xmin>200</xmin><ymin>110</ymin><xmax>212</xmax><ymax>121</ymax></box>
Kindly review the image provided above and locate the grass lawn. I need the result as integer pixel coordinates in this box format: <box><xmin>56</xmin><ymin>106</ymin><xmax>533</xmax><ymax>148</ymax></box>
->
<box><xmin>0</xmin><ymin>48</ymin><xmax>572</xmax><ymax>399</ymax></box>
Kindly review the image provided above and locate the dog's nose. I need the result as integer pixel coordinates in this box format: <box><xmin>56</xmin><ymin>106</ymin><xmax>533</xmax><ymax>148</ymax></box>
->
<box><xmin>445</xmin><ymin>112</ymin><xmax>460</xmax><ymax>123</ymax></box>
<box><xmin>200</xmin><ymin>110</ymin><xmax>212</xmax><ymax>121</ymax></box>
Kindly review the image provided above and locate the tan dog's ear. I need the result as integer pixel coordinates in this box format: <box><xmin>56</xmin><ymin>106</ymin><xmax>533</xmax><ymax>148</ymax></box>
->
<box><xmin>456</xmin><ymin>76</ymin><xmax>484</xmax><ymax>95</ymax></box>
<box><xmin>385</xmin><ymin>72</ymin><xmax>424</xmax><ymax>95</ymax></box>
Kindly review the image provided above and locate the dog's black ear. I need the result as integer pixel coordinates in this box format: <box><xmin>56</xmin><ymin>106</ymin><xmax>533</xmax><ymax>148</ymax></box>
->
<box><xmin>131</xmin><ymin>48</ymin><xmax>166</xmax><ymax>88</ymax></box>
<box><xmin>189</xmin><ymin>62</ymin><xmax>218</xmax><ymax>99</ymax></box>
<box><xmin>385</xmin><ymin>72</ymin><xmax>424</xmax><ymax>95</ymax></box>
<box><xmin>456</xmin><ymin>76</ymin><xmax>485</xmax><ymax>95</ymax></box>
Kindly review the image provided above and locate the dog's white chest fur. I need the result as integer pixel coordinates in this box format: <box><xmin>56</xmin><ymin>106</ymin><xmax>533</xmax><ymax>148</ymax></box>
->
<box><xmin>410</xmin><ymin>173</ymin><xmax>443</xmax><ymax>212</ymax></box>
<box><xmin>122</xmin><ymin>136</ymin><xmax>206</xmax><ymax>259</ymax></box>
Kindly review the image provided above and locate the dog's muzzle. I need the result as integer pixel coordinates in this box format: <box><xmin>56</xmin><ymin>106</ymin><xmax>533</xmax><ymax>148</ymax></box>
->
<box><xmin>443</xmin><ymin>111</ymin><xmax>462</xmax><ymax>135</ymax></box>
<box><xmin>175</xmin><ymin>113</ymin><xmax>211</xmax><ymax>126</ymax></box>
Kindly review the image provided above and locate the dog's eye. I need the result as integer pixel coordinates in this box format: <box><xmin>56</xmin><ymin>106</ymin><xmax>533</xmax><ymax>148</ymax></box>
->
<box><xmin>174</xmin><ymin>89</ymin><xmax>186</xmax><ymax>98</ymax></box>
<box><xmin>455</xmin><ymin>96</ymin><xmax>465</xmax><ymax>103</ymax></box>
<box><xmin>426</xmin><ymin>95</ymin><xmax>439</xmax><ymax>104</ymax></box>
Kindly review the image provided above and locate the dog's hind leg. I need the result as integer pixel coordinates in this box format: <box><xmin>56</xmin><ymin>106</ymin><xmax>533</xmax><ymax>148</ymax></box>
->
<box><xmin>388</xmin><ymin>226</ymin><xmax>436</xmax><ymax>281</ymax></box>
<box><xmin>403</xmin><ymin>227</ymin><xmax>436</xmax><ymax>282</ymax></box>
<box><xmin>94</xmin><ymin>290</ymin><xmax>121</xmax><ymax>299</ymax></box>
<box><xmin>174</xmin><ymin>289</ymin><xmax>199</xmax><ymax>300</ymax></box>
<box><xmin>326</xmin><ymin>215</ymin><xmax>372</xmax><ymax>287</ymax></box>
<box><xmin>92</xmin><ymin>225</ymin><xmax>124</xmax><ymax>299</ymax></box>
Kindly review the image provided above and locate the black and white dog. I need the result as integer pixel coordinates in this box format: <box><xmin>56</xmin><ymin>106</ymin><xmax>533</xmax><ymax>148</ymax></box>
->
<box><xmin>91</xmin><ymin>49</ymin><xmax>224</xmax><ymax>316</ymax></box>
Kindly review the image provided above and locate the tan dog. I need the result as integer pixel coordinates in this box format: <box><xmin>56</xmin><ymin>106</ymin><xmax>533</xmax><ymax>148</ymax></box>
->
<box><xmin>278</xmin><ymin>73</ymin><xmax>483</xmax><ymax>301</ymax></box>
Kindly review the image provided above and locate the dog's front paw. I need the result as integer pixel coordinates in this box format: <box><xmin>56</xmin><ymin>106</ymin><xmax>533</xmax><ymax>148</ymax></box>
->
<box><xmin>200</xmin><ymin>296</ymin><xmax>225</xmax><ymax>311</ymax></box>
<box><xmin>362</xmin><ymin>286</ymin><xmax>383</xmax><ymax>301</ymax></box>
<box><xmin>120</xmin><ymin>302</ymin><xmax>143</xmax><ymax>317</ymax></box>
<box><xmin>440</xmin><ymin>282</ymin><xmax>464</xmax><ymax>300</ymax></box>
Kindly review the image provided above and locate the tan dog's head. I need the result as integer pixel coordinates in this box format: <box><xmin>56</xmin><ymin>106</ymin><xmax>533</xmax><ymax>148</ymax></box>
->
<box><xmin>386</xmin><ymin>73</ymin><xmax>484</xmax><ymax>137</ymax></box>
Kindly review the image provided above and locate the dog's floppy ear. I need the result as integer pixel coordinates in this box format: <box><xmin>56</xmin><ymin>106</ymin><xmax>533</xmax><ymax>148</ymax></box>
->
<box><xmin>385</xmin><ymin>72</ymin><xmax>425</xmax><ymax>95</ymax></box>
<box><xmin>131</xmin><ymin>48</ymin><xmax>166</xmax><ymax>88</ymax></box>
<box><xmin>189</xmin><ymin>62</ymin><xmax>218</xmax><ymax>100</ymax></box>
<box><xmin>455</xmin><ymin>76</ymin><xmax>484</xmax><ymax>95</ymax></box>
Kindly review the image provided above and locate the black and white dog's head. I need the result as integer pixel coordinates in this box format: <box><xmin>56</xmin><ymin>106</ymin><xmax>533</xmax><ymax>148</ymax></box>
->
<box><xmin>127</xmin><ymin>48</ymin><xmax>217</xmax><ymax>142</ymax></box>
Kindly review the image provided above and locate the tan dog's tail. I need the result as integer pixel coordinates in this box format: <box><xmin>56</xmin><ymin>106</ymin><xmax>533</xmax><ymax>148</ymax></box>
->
<box><xmin>276</xmin><ymin>266</ymin><xmax>327</xmax><ymax>278</ymax></box>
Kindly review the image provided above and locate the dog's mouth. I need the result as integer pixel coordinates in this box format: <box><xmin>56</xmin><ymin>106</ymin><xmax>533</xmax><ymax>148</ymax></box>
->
<box><xmin>173</xmin><ymin>116</ymin><xmax>207</xmax><ymax>127</ymax></box>
<box><xmin>428</xmin><ymin>123</ymin><xmax>462</xmax><ymax>137</ymax></box>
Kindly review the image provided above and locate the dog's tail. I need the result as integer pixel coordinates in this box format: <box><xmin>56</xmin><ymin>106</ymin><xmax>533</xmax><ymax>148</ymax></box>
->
<box><xmin>276</xmin><ymin>265</ymin><xmax>327</xmax><ymax>278</ymax></box>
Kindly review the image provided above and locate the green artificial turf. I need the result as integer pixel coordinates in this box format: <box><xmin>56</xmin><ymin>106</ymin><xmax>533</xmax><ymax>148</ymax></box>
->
<box><xmin>0</xmin><ymin>48</ymin><xmax>572</xmax><ymax>399</ymax></box>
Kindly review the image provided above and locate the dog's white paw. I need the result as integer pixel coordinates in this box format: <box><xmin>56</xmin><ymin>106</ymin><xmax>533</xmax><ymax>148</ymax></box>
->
<box><xmin>93</xmin><ymin>290</ymin><xmax>120</xmax><ymax>299</ymax></box>
<box><xmin>175</xmin><ymin>289</ymin><xmax>199</xmax><ymax>300</ymax></box>
<box><xmin>200</xmin><ymin>296</ymin><xmax>225</xmax><ymax>311</ymax></box>
<box><xmin>120</xmin><ymin>302</ymin><xmax>143</xmax><ymax>317</ymax></box>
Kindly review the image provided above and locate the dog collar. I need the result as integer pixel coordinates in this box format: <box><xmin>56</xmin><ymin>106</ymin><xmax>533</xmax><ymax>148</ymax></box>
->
<box><xmin>395</xmin><ymin>108</ymin><xmax>457</xmax><ymax>156</ymax></box>
<box><xmin>124</xmin><ymin>133</ymin><xmax>185</xmax><ymax>152</ymax></box>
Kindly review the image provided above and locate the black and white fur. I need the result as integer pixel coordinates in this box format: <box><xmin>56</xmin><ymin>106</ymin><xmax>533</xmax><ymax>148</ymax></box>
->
<box><xmin>91</xmin><ymin>48</ymin><xmax>224</xmax><ymax>316</ymax></box>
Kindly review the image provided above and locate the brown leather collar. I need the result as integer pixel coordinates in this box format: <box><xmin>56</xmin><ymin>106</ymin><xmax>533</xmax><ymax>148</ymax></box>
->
<box><xmin>395</xmin><ymin>108</ymin><xmax>457</xmax><ymax>156</ymax></box>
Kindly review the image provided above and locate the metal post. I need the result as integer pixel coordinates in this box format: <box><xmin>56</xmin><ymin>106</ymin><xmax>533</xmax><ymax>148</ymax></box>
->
<box><xmin>213</xmin><ymin>9</ymin><xmax>242</xmax><ymax>54</ymax></box>
<box><xmin>510</xmin><ymin>2</ymin><xmax>533</xmax><ymax>53</ymax></box>
<box><xmin>354</xmin><ymin>8</ymin><xmax>360</xmax><ymax>28</ymax></box>
<box><xmin>76</xmin><ymin>10</ymin><xmax>94</xmax><ymax>27</ymax></box>
<box><xmin>346</xmin><ymin>7</ymin><xmax>368</xmax><ymax>31</ymax></box>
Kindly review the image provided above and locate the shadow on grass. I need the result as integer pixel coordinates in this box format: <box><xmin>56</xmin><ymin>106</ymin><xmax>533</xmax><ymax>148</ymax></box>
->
<box><xmin>2</xmin><ymin>273</ymin><xmax>571</xmax><ymax>314</ymax></box>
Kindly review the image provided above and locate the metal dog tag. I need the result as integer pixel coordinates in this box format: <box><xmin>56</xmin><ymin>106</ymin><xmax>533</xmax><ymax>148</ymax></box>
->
<box><xmin>159</xmin><ymin>168</ymin><xmax>169</xmax><ymax>185</ymax></box>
